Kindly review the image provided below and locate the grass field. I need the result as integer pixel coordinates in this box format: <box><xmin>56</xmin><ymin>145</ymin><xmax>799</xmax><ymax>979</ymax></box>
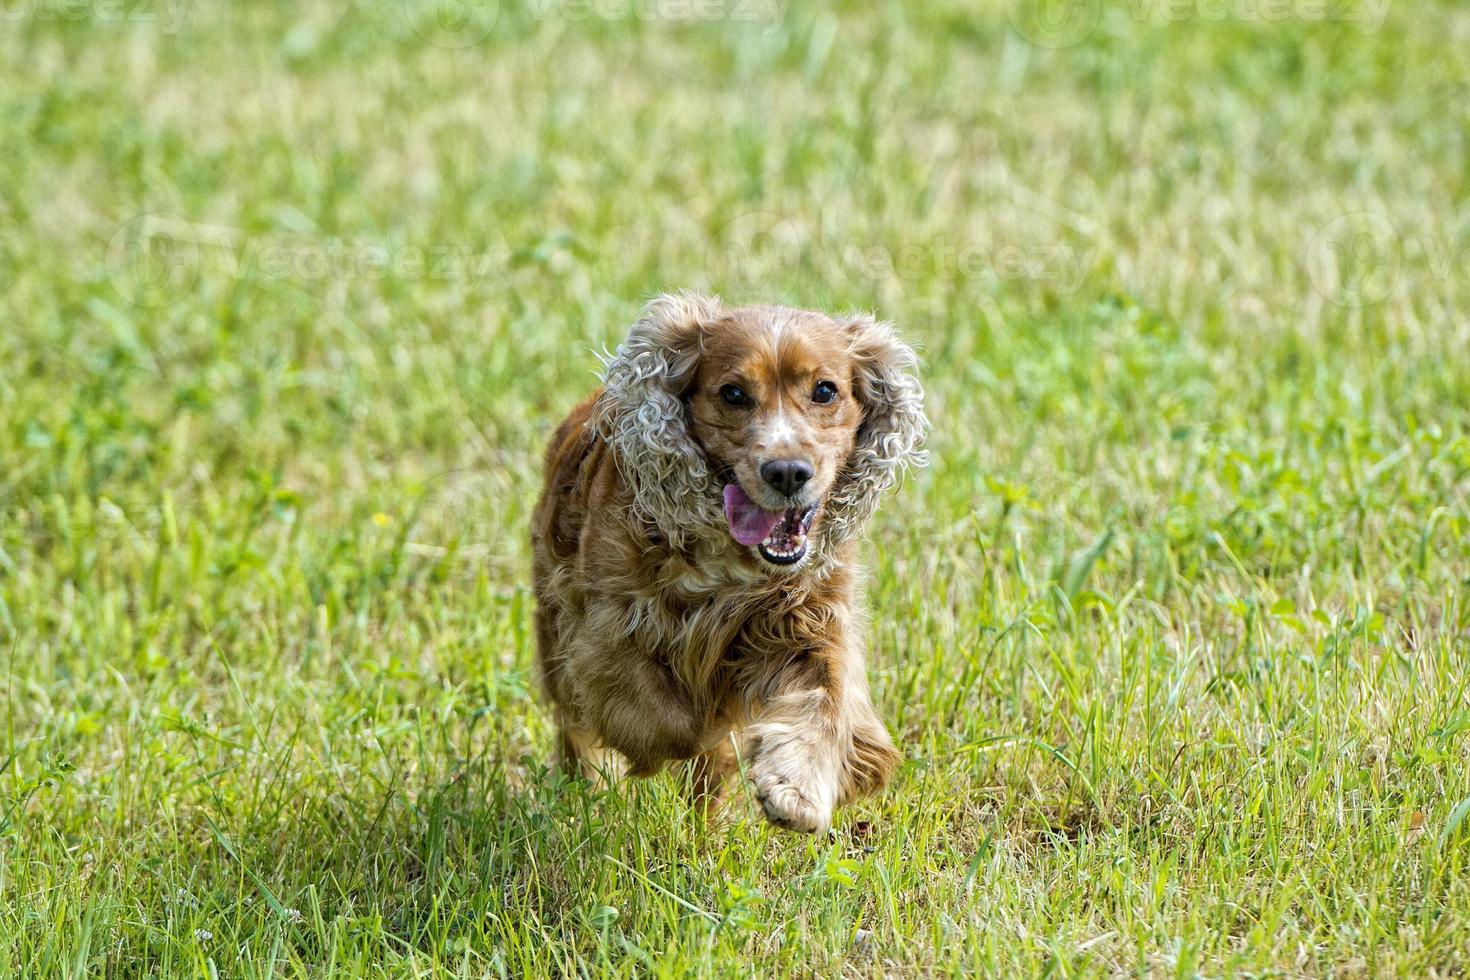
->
<box><xmin>4</xmin><ymin>0</ymin><xmax>1470</xmax><ymax>975</ymax></box>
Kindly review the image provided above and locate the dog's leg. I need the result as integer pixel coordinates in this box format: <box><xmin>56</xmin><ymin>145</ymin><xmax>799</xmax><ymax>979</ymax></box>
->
<box><xmin>556</xmin><ymin>722</ymin><xmax>626</xmax><ymax>786</ymax></box>
<box><xmin>556</xmin><ymin>723</ymin><xmax>583</xmax><ymax>774</ymax></box>
<box><xmin>570</xmin><ymin>627</ymin><xmax>710</xmax><ymax>778</ymax></box>
<box><xmin>686</xmin><ymin>737</ymin><xmax>738</xmax><ymax>816</ymax></box>
<box><xmin>746</xmin><ymin>688</ymin><xmax>844</xmax><ymax>834</ymax></box>
<box><xmin>744</xmin><ymin>639</ymin><xmax>900</xmax><ymax>834</ymax></box>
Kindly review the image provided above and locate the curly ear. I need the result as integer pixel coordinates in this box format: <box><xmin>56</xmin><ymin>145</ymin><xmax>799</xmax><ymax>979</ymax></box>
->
<box><xmin>590</xmin><ymin>292</ymin><xmax>724</xmax><ymax>544</ymax></box>
<box><xmin>822</xmin><ymin>313</ymin><xmax>929</xmax><ymax>543</ymax></box>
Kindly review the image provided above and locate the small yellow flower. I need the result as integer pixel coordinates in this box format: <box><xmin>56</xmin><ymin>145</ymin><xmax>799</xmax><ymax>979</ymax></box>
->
<box><xmin>372</xmin><ymin>512</ymin><xmax>392</xmax><ymax>527</ymax></box>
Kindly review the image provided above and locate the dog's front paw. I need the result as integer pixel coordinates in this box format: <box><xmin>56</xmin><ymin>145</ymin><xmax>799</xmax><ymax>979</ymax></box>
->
<box><xmin>755</xmin><ymin>773</ymin><xmax>830</xmax><ymax>834</ymax></box>
<box><xmin>750</xmin><ymin>746</ymin><xmax>837</xmax><ymax>835</ymax></box>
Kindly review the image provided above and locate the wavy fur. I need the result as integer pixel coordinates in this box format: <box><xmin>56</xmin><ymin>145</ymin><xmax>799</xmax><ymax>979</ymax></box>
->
<box><xmin>589</xmin><ymin>292</ymin><xmax>725</xmax><ymax>548</ymax></box>
<box><xmin>822</xmin><ymin>312</ymin><xmax>930</xmax><ymax>544</ymax></box>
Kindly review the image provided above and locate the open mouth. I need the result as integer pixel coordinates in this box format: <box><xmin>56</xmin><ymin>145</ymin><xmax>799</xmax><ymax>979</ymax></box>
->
<box><xmin>722</xmin><ymin>484</ymin><xmax>818</xmax><ymax>566</ymax></box>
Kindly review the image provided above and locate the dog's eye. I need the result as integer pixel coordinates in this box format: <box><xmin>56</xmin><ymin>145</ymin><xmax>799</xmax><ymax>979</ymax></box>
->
<box><xmin>719</xmin><ymin>384</ymin><xmax>749</xmax><ymax>407</ymax></box>
<box><xmin>812</xmin><ymin>380</ymin><xmax>838</xmax><ymax>404</ymax></box>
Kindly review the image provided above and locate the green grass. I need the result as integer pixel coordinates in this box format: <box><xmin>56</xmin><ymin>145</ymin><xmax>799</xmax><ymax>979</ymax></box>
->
<box><xmin>4</xmin><ymin>1</ymin><xmax>1470</xmax><ymax>975</ymax></box>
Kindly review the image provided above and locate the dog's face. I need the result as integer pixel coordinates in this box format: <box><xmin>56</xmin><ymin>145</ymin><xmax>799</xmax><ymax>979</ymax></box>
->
<box><xmin>688</xmin><ymin>310</ymin><xmax>863</xmax><ymax>567</ymax></box>
<box><xmin>596</xmin><ymin>294</ymin><xmax>927</xmax><ymax>573</ymax></box>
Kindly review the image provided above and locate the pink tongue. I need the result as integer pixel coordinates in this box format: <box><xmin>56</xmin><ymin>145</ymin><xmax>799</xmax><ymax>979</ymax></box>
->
<box><xmin>723</xmin><ymin>483</ymin><xmax>783</xmax><ymax>547</ymax></box>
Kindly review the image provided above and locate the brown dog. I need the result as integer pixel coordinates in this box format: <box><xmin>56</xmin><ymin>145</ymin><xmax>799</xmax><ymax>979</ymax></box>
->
<box><xmin>531</xmin><ymin>293</ymin><xmax>927</xmax><ymax>833</ymax></box>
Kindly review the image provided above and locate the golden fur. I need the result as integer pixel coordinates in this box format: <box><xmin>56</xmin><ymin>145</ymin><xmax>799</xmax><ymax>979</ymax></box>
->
<box><xmin>531</xmin><ymin>294</ymin><xmax>926</xmax><ymax>833</ymax></box>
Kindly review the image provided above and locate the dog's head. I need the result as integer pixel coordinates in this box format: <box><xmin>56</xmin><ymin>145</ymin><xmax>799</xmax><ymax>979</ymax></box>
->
<box><xmin>594</xmin><ymin>293</ymin><xmax>927</xmax><ymax>572</ymax></box>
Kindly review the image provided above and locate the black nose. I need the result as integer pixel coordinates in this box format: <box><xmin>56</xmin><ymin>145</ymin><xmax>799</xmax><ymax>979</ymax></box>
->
<box><xmin>760</xmin><ymin>459</ymin><xmax>814</xmax><ymax>498</ymax></box>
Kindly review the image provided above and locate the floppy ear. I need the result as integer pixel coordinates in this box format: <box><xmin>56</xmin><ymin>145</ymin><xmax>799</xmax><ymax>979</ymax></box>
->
<box><xmin>822</xmin><ymin>313</ymin><xmax>929</xmax><ymax>543</ymax></box>
<box><xmin>591</xmin><ymin>292</ymin><xmax>724</xmax><ymax>544</ymax></box>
